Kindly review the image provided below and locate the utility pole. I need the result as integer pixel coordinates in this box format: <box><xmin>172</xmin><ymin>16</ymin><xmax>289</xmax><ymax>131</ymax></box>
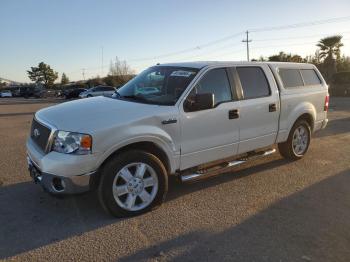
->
<box><xmin>101</xmin><ymin>46</ymin><xmax>104</xmax><ymax>76</ymax></box>
<box><xmin>82</xmin><ymin>68</ymin><xmax>86</xmax><ymax>80</ymax></box>
<box><xmin>242</xmin><ymin>30</ymin><xmax>252</xmax><ymax>61</ymax></box>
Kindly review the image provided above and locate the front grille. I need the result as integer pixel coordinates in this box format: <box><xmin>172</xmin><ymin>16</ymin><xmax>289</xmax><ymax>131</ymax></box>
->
<box><xmin>31</xmin><ymin>118</ymin><xmax>51</xmax><ymax>152</ymax></box>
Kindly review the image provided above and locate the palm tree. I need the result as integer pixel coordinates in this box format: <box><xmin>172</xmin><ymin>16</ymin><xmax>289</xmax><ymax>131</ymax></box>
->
<box><xmin>317</xmin><ymin>35</ymin><xmax>343</xmax><ymax>81</ymax></box>
<box><xmin>317</xmin><ymin>35</ymin><xmax>343</xmax><ymax>61</ymax></box>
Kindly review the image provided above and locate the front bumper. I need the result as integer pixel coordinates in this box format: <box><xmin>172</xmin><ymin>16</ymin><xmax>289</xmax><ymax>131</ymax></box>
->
<box><xmin>26</xmin><ymin>137</ymin><xmax>101</xmax><ymax>195</ymax></box>
<box><xmin>27</xmin><ymin>155</ymin><xmax>97</xmax><ymax>194</ymax></box>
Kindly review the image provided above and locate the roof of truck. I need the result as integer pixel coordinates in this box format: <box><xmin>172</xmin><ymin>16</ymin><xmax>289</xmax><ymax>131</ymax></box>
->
<box><xmin>157</xmin><ymin>61</ymin><xmax>315</xmax><ymax>69</ymax></box>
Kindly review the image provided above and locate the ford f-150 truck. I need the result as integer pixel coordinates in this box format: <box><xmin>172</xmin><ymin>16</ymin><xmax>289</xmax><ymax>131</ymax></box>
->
<box><xmin>26</xmin><ymin>61</ymin><xmax>329</xmax><ymax>217</ymax></box>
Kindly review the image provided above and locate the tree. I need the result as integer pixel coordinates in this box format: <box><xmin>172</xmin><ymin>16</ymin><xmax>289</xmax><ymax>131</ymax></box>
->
<box><xmin>337</xmin><ymin>55</ymin><xmax>350</xmax><ymax>72</ymax></box>
<box><xmin>109</xmin><ymin>57</ymin><xmax>134</xmax><ymax>81</ymax></box>
<box><xmin>103</xmin><ymin>57</ymin><xmax>135</xmax><ymax>87</ymax></box>
<box><xmin>0</xmin><ymin>81</ymin><xmax>7</xmax><ymax>89</ymax></box>
<box><xmin>268</xmin><ymin>52</ymin><xmax>305</xmax><ymax>63</ymax></box>
<box><xmin>316</xmin><ymin>35</ymin><xmax>343</xmax><ymax>81</ymax></box>
<box><xmin>27</xmin><ymin>62</ymin><xmax>58</xmax><ymax>88</ymax></box>
<box><xmin>86</xmin><ymin>76</ymin><xmax>105</xmax><ymax>87</ymax></box>
<box><xmin>317</xmin><ymin>35</ymin><xmax>343</xmax><ymax>61</ymax></box>
<box><xmin>61</xmin><ymin>73</ymin><xmax>69</xmax><ymax>85</ymax></box>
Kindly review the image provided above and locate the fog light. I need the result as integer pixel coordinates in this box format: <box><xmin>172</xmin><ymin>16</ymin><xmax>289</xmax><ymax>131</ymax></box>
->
<box><xmin>52</xmin><ymin>177</ymin><xmax>65</xmax><ymax>192</ymax></box>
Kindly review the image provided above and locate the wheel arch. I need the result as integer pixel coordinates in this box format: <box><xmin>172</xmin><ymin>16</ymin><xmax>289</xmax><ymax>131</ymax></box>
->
<box><xmin>277</xmin><ymin>101</ymin><xmax>316</xmax><ymax>143</ymax></box>
<box><xmin>104</xmin><ymin>141</ymin><xmax>171</xmax><ymax>173</ymax></box>
<box><xmin>91</xmin><ymin>140</ymin><xmax>175</xmax><ymax>189</ymax></box>
<box><xmin>295</xmin><ymin>113</ymin><xmax>314</xmax><ymax>131</ymax></box>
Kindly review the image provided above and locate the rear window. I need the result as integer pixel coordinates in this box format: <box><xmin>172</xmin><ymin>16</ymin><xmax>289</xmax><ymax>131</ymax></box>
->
<box><xmin>236</xmin><ymin>67</ymin><xmax>270</xmax><ymax>99</ymax></box>
<box><xmin>279</xmin><ymin>69</ymin><xmax>304</xmax><ymax>88</ymax></box>
<box><xmin>300</xmin><ymin>69</ymin><xmax>321</xmax><ymax>85</ymax></box>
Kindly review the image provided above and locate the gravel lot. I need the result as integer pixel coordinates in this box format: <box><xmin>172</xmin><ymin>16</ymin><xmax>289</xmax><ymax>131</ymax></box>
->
<box><xmin>0</xmin><ymin>97</ymin><xmax>349</xmax><ymax>261</ymax></box>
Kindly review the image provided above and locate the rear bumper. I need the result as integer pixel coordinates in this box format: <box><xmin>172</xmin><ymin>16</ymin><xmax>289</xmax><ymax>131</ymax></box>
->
<box><xmin>27</xmin><ymin>155</ymin><xmax>97</xmax><ymax>194</ymax></box>
<box><xmin>314</xmin><ymin>118</ymin><xmax>328</xmax><ymax>132</ymax></box>
<box><xmin>321</xmin><ymin>118</ymin><xmax>328</xmax><ymax>129</ymax></box>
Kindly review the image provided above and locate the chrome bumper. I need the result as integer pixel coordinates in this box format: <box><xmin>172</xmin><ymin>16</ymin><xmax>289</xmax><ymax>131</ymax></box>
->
<box><xmin>27</xmin><ymin>155</ymin><xmax>97</xmax><ymax>195</ymax></box>
<box><xmin>321</xmin><ymin>118</ymin><xmax>328</xmax><ymax>129</ymax></box>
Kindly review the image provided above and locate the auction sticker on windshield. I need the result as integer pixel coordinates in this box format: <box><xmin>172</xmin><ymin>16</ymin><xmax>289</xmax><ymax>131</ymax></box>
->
<box><xmin>170</xmin><ymin>71</ymin><xmax>196</xmax><ymax>77</ymax></box>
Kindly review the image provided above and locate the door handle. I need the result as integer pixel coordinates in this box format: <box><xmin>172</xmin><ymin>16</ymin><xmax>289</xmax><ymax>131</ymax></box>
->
<box><xmin>162</xmin><ymin>118</ymin><xmax>177</xmax><ymax>125</ymax></box>
<box><xmin>269</xmin><ymin>103</ymin><xmax>277</xmax><ymax>112</ymax></box>
<box><xmin>228</xmin><ymin>109</ymin><xmax>239</xmax><ymax>119</ymax></box>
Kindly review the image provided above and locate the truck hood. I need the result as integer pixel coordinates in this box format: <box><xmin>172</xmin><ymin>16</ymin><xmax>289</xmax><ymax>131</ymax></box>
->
<box><xmin>36</xmin><ymin>96</ymin><xmax>172</xmax><ymax>133</ymax></box>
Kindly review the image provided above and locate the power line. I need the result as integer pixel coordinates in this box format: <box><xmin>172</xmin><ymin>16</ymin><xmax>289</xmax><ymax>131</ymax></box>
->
<box><xmin>67</xmin><ymin>16</ymin><xmax>350</xmax><ymax>75</ymax></box>
<box><xmin>252</xmin><ymin>38</ymin><xmax>350</xmax><ymax>50</ymax></box>
<box><xmin>129</xmin><ymin>31</ymin><xmax>244</xmax><ymax>62</ymax></box>
<box><xmin>253</xmin><ymin>31</ymin><xmax>350</xmax><ymax>42</ymax></box>
<box><xmin>157</xmin><ymin>42</ymin><xmax>244</xmax><ymax>63</ymax></box>
<box><xmin>249</xmin><ymin>16</ymin><xmax>350</xmax><ymax>33</ymax></box>
<box><xmin>129</xmin><ymin>16</ymin><xmax>350</xmax><ymax>63</ymax></box>
<box><xmin>173</xmin><ymin>47</ymin><xmax>246</xmax><ymax>62</ymax></box>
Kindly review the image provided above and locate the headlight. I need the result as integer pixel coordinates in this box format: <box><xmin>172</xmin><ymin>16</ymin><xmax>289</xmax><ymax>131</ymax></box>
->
<box><xmin>52</xmin><ymin>131</ymin><xmax>92</xmax><ymax>154</ymax></box>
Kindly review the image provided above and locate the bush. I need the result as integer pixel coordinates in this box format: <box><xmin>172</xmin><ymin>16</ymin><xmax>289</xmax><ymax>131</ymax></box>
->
<box><xmin>332</xmin><ymin>71</ymin><xmax>350</xmax><ymax>84</ymax></box>
<box><xmin>104</xmin><ymin>74</ymin><xmax>134</xmax><ymax>87</ymax></box>
<box><xmin>331</xmin><ymin>71</ymin><xmax>350</xmax><ymax>96</ymax></box>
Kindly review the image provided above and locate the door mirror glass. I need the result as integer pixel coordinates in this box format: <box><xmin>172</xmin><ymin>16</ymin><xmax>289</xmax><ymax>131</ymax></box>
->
<box><xmin>184</xmin><ymin>93</ymin><xmax>214</xmax><ymax>112</ymax></box>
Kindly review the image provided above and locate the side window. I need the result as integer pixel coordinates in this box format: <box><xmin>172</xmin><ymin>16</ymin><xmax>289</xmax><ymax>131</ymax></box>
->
<box><xmin>102</xmin><ymin>86</ymin><xmax>114</xmax><ymax>91</ymax></box>
<box><xmin>187</xmin><ymin>68</ymin><xmax>232</xmax><ymax>107</ymax></box>
<box><xmin>300</xmin><ymin>69</ymin><xmax>321</xmax><ymax>86</ymax></box>
<box><xmin>237</xmin><ymin>67</ymin><xmax>270</xmax><ymax>99</ymax></box>
<box><xmin>279</xmin><ymin>69</ymin><xmax>304</xmax><ymax>88</ymax></box>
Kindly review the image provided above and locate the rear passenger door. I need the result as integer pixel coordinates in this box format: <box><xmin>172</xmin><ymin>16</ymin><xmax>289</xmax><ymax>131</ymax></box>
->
<box><xmin>235</xmin><ymin>65</ymin><xmax>280</xmax><ymax>153</ymax></box>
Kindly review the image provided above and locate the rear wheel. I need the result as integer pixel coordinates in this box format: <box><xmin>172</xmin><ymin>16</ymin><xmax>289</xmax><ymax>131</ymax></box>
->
<box><xmin>98</xmin><ymin>150</ymin><xmax>168</xmax><ymax>217</ymax></box>
<box><xmin>278</xmin><ymin>120</ymin><xmax>311</xmax><ymax>160</ymax></box>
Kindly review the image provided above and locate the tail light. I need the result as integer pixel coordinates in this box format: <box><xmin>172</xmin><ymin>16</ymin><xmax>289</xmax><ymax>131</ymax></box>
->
<box><xmin>324</xmin><ymin>95</ymin><xmax>329</xmax><ymax>111</ymax></box>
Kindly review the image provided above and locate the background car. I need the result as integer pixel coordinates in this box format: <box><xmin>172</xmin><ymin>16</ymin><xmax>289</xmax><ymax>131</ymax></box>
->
<box><xmin>63</xmin><ymin>88</ymin><xmax>87</xmax><ymax>99</ymax></box>
<box><xmin>79</xmin><ymin>85</ymin><xmax>116</xmax><ymax>98</ymax></box>
<box><xmin>42</xmin><ymin>89</ymin><xmax>57</xmax><ymax>98</ymax></box>
<box><xmin>0</xmin><ymin>90</ymin><xmax>12</xmax><ymax>98</ymax></box>
<box><xmin>12</xmin><ymin>86</ymin><xmax>44</xmax><ymax>98</ymax></box>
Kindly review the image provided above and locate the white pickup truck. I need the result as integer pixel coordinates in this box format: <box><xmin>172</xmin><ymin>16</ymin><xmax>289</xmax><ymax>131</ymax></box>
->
<box><xmin>26</xmin><ymin>61</ymin><xmax>329</xmax><ymax>217</ymax></box>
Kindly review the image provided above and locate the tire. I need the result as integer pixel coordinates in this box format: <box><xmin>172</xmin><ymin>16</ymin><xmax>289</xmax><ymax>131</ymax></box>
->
<box><xmin>87</xmin><ymin>94</ymin><xmax>92</xmax><ymax>98</ymax></box>
<box><xmin>98</xmin><ymin>150</ymin><xmax>168</xmax><ymax>217</ymax></box>
<box><xmin>278</xmin><ymin>119</ymin><xmax>311</xmax><ymax>160</ymax></box>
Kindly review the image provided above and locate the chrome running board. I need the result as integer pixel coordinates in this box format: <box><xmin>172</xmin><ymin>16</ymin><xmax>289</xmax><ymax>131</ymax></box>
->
<box><xmin>180</xmin><ymin>148</ymin><xmax>276</xmax><ymax>183</ymax></box>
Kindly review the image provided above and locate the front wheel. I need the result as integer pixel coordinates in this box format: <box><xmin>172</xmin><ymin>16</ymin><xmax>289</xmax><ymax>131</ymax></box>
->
<box><xmin>278</xmin><ymin>120</ymin><xmax>311</xmax><ymax>160</ymax></box>
<box><xmin>98</xmin><ymin>150</ymin><xmax>168</xmax><ymax>217</ymax></box>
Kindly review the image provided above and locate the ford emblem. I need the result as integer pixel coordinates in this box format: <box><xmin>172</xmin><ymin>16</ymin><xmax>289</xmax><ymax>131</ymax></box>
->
<box><xmin>33</xmin><ymin>128</ymin><xmax>40</xmax><ymax>138</ymax></box>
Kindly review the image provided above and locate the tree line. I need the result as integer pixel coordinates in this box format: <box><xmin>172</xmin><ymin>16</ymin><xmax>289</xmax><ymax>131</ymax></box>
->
<box><xmin>23</xmin><ymin>57</ymin><xmax>134</xmax><ymax>90</ymax></box>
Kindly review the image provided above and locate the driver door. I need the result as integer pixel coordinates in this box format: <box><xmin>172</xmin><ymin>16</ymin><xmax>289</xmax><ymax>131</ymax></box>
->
<box><xmin>179</xmin><ymin>68</ymin><xmax>240</xmax><ymax>170</ymax></box>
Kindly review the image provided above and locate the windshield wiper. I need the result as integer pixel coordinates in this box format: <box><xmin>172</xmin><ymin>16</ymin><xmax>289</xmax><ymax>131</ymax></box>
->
<box><xmin>118</xmin><ymin>94</ymin><xmax>154</xmax><ymax>104</ymax></box>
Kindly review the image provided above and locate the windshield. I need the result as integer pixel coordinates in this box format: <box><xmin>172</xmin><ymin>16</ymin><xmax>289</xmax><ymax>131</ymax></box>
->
<box><xmin>115</xmin><ymin>66</ymin><xmax>199</xmax><ymax>105</ymax></box>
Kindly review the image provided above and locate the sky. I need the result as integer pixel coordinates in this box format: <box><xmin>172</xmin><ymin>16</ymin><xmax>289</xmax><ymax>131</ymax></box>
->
<box><xmin>1</xmin><ymin>0</ymin><xmax>350</xmax><ymax>83</ymax></box>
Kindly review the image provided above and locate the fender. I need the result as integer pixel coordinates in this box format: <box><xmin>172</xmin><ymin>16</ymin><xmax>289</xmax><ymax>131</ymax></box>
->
<box><xmin>277</xmin><ymin>101</ymin><xmax>316</xmax><ymax>143</ymax></box>
<box><xmin>97</xmin><ymin>125</ymin><xmax>179</xmax><ymax>173</ymax></box>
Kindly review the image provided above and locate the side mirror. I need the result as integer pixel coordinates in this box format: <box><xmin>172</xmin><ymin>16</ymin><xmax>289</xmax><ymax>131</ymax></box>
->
<box><xmin>184</xmin><ymin>93</ymin><xmax>214</xmax><ymax>112</ymax></box>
